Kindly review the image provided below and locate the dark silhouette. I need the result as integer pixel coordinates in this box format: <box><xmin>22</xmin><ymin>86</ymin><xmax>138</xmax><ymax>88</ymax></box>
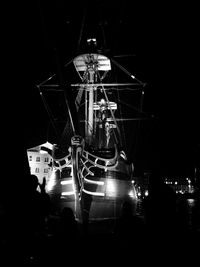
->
<box><xmin>45</xmin><ymin>206</ymin><xmax>80</xmax><ymax>264</ymax></box>
<box><xmin>23</xmin><ymin>174</ymin><xmax>51</xmax><ymax>262</ymax></box>
<box><xmin>140</xmin><ymin>169</ymin><xmax>187</xmax><ymax>260</ymax></box>
<box><xmin>142</xmin><ymin>169</ymin><xmax>177</xmax><ymax>239</ymax></box>
<box><xmin>175</xmin><ymin>194</ymin><xmax>190</xmax><ymax>233</ymax></box>
<box><xmin>25</xmin><ymin>175</ymin><xmax>51</xmax><ymax>235</ymax></box>
<box><xmin>114</xmin><ymin>200</ymin><xmax>145</xmax><ymax>251</ymax></box>
<box><xmin>191</xmin><ymin>183</ymin><xmax>200</xmax><ymax>233</ymax></box>
<box><xmin>58</xmin><ymin>207</ymin><xmax>79</xmax><ymax>241</ymax></box>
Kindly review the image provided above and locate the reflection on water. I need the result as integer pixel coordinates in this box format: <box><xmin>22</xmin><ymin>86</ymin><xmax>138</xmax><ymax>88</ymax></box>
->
<box><xmin>136</xmin><ymin>196</ymin><xmax>199</xmax><ymax>232</ymax></box>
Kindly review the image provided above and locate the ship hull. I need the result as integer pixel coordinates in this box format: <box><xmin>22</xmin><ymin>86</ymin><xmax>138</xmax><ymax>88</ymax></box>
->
<box><xmin>47</xmin><ymin>159</ymin><xmax>138</xmax><ymax>222</ymax></box>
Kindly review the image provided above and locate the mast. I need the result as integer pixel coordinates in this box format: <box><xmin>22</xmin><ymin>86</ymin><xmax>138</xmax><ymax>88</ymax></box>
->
<box><xmin>73</xmin><ymin>53</ymin><xmax>116</xmax><ymax>149</ymax></box>
<box><xmin>87</xmin><ymin>61</ymin><xmax>95</xmax><ymax>145</ymax></box>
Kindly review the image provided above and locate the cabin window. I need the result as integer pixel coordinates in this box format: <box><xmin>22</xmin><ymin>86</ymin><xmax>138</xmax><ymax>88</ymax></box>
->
<box><xmin>36</xmin><ymin>157</ymin><xmax>40</xmax><ymax>162</ymax></box>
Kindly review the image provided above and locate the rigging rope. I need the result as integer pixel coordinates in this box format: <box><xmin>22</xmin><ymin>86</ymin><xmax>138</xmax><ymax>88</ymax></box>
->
<box><xmin>37</xmin><ymin>85</ymin><xmax>59</xmax><ymax>140</ymax></box>
<box><xmin>76</xmin><ymin>4</ymin><xmax>88</xmax><ymax>54</ymax></box>
<box><xmin>110</xmin><ymin>58</ymin><xmax>145</xmax><ymax>86</ymax></box>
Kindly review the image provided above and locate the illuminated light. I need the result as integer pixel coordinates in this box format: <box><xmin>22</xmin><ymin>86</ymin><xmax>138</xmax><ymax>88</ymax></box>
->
<box><xmin>120</xmin><ymin>150</ymin><xmax>127</xmax><ymax>160</ymax></box>
<box><xmin>106</xmin><ymin>179</ymin><xmax>117</xmax><ymax>197</ymax></box>
<box><xmin>87</xmin><ymin>38</ymin><xmax>97</xmax><ymax>43</ymax></box>
<box><xmin>142</xmin><ymin>91</ymin><xmax>144</xmax><ymax>95</ymax></box>
<box><xmin>144</xmin><ymin>190</ymin><xmax>149</xmax><ymax>196</ymax></box>
<box><xmin>100</xmin><ymin>98</ymin><xmax>106</xmax><ymax>105</ymax></box>
<box><xmin>175</xmin><ymin>181</ymin><xmax>178</xmax><ymax>185</ymax></box>
<box><xmin>82</xmin><ymin>188</ymin><xmax>105</xmax><ymax>196</ymax></box>
<box><xmin>129</xmin><ymin>190</ymin><xmax>136</xmax><ymax>198</ymax></box>
<box><xmin>84</xmin><ymin>177</ymin><xmax>104</xmax><ymax>185</ymax></box>
<box><xmin>187</xmin><ymin>198</ymin><xmax>195</xmax><ymax>208</ymax></box>
<box><xmin>46</xmin><ymin>169</ymin><xmax>56</xmax><ymax>192</ymax></box>
<box><xmin>61</xmin><ymin>191</ymin><xmax>75</xmax><ymax>196</ymax></box>
<box><xmin>131</xmin><ymin>75</ymin><xmax>135</xmax><ymax>79</ymax></box>
<box><xmin>137</xmin><ymin>192</ymin><xmax>141</xmax><ymax>197</ymax></box>
<box><xmin>131</xmin><ymin>180</ymin><xmax>135</xmax><ymax>184</ymax></box>
<box><xmin>61</xmin><ymin>180</ymin><xmax>73</xmax><ymax>185</ymax></box>
<box><xmin>187</xmin><ymin>198</ymin><xmax>195</xmax><ymax>204</ymax></box>
<box><xmin>106</xmin><ymin>180</ymin><xmax>116</xmax><ymax>193</ymax></box>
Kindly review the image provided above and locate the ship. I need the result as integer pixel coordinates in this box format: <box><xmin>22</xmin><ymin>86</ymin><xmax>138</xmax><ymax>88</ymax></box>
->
<box><xmin>36</xmin><ymin>4</ymin><xmax>152</xmax><ymax>229</ymax></box>
<box><xmin>37</xmin><ymin>41</ymin><xmax>151</xmax><ymax>226</ymax></box>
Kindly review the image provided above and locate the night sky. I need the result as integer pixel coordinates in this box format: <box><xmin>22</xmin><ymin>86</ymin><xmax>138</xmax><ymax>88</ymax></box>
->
<box><xmin>13</xmin><ymin>0</ymin><xmax>199</xmax><ymax>177</ymax></box>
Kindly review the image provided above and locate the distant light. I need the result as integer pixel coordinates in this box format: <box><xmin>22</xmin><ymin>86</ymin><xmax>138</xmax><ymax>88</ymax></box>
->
<box><xmin>131</xmin><ymin>75</ymin><xmax>135</xmax><ymax>79</ymax></box>
<box><xmin>144</xmin><ymin>190</ymin><xmax>149</xmax><ymax>196</ymax></box>
<box><xmin>187</xmin><ymin>198</ymin><xmax>195</xmax><ymax>206</ymax></box>
<box><xmin>129</xmin><ymin>190</ymin><xmax>136</xmax><ymax>198</ymax></box>
<box><xmin>87</xmin><ymin>38</ymin><xmax>96</xmax><ymax>43</ymax></box>
<box><xmin>87</xmin><ymin>38</ymin><xmax>97</xmax><ymax>45</ymax></box>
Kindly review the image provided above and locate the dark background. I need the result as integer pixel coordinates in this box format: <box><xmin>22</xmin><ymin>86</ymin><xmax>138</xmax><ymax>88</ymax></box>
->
<box><xmin>1</xmin><ymin>2</ymin><xmax>199</xmax><ymax>256</ymax></box>
<box><xmin>6</xmin><ymin>0</ymin><xmax>199</xmax><ymax>178</ymax></box>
